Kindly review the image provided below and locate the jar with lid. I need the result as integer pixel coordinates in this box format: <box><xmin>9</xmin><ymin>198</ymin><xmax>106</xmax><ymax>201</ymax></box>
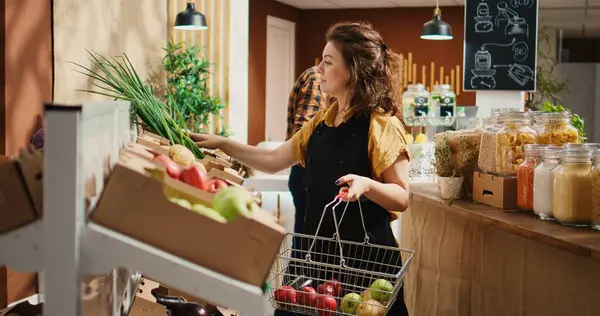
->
<box><xmin>538</xmin><ymin>112</ymin><xmax>579</xmax><ymax>146</ymax></box>
<box><xmin>402</xmin><ymin>84</ymin><xmax>430</xmax><ymax>126</ymax></box>
<box><xmin>533</xmin><ymin>146</ymin><xmax>562</xmax><ymax>220</ymax></box>
<box><xmin>592</xmin><ymin>149</ymin><xmax>600</xmax><ymax>230</ymax></box>
<box><xmin>429</xmin><ymin>84</ymin><xmax>456</xmax><ymax>126</ymax></box>
<box><xmin>495</xmin><ymin>112</ymin><xmax>538</xmax><ymax>176</ymax></box>
<box><xmin>517</xmin><ymin>144</ymin><xmax>545</xmax><ymax>212</ymax></box>
<box><xmin>478</xmin><ymin>114</ymin><xmax>502</xmax><ymax>174</ymax></box>
<box><xmin>553</xmin><ymin>148</ymin><xmax>593</xmax><ymax>226</ymax></box>
<box><xmin>528</xmin><ymin>111</ymin><xmax>544</xmax><ymax>134</ymax></box>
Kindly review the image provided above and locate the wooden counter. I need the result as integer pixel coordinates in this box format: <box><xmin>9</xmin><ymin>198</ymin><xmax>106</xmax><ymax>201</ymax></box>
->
<box><xmin>400</xmin><ymin>183</ymin><xmax>600</xmax><ymax>316</ymax></box>
<box><xmin>410</xmin><ymin>183</ymin><xmax>600</xmax><ymax>262</ymax></box>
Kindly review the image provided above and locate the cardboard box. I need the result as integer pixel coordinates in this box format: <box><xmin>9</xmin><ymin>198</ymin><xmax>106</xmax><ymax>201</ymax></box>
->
<box><xmin>140</xmin><ymin>131</ymin><xmax>170</xmax><ymax>146</ymax></box>
<box><xmin>129</xmin><ymin>278</ymin><xmax>169</xmax><ymax>316</ymax></box>
<box><xmin>0</xmin><ymin>149</ymin><xmax>43</xmax><ymax>234</ymax></box>
<box><xmin>91</xmin><ymin>152</ymin><xmax>285</xmax><ymax>286</ymax></box>
<box><xmin>472</xmin><ymin>171</ymin><xmax>517</xmax><ymax>209</ymax></box>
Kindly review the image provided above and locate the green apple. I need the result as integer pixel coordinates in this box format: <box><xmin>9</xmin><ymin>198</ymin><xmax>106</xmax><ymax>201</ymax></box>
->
<box><xmin>341</xmin><ymin>292</ymin><xmax>361</xmax><ymax>314</ymax></box>
<box><xmin>369</xmin><ymin>279</ymin><xmax>393</xmax><ymax>302</ymax></box>
<box><xmin>212</xmin><ymin>187</ymin><xmax>257</xmax><ymax>220</ymax></box>
<box><xmin>191</xmin><ymin>204</ymin><xmax>227</xmax><ymax>223</ymax></box>
<box><xmin>169</xmin><ymin>197</ymin><xmax>191</xmax><ymax>209</ymax></box>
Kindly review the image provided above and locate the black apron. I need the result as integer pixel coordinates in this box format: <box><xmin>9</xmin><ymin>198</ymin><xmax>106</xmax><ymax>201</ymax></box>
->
<box><xmin>277</xmin><ymin>114</ymin><xmax>408</xmax><ymax>316</ymax></box>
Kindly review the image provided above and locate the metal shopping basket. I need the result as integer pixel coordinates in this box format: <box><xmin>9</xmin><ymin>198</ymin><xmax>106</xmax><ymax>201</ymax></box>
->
<box><xmin>267</xmin><ymin>192</ymin><xmax>415</xmax><ymax>315</ymax></box>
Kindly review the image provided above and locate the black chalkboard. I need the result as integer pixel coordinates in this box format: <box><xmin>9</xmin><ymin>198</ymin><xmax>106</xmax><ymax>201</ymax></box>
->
<box><xmin>463</xmin><ymin>0</ymin><xmax>538</xmax><ymax>91</ymax></box>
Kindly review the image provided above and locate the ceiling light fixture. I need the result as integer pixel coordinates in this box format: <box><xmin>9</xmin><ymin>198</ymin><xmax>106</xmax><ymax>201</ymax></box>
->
<box><xmin>421</xmin><ymin>0</ymin><xmax>453</xmax><ymax>40</ymax></box>
<box><xmin>174</xmin><ymin>1</ymin><xmax>208</xmax><ymax>31</ymax></box>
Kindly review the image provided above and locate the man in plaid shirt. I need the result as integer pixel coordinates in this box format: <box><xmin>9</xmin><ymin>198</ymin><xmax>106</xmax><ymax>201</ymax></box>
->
<box><xmin>287</xmin><ymin>66</ymin><xmax>324</xmax><ymax>235</ymax></box>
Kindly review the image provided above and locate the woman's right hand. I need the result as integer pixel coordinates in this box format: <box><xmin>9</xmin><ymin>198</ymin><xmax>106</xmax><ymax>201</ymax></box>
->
<box><xmin>189</xmin><ymin>133</ymin><xmax>226</xmax><ymax>150</ymax></box>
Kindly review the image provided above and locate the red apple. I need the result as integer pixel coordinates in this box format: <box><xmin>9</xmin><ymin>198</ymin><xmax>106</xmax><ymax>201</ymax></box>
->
<box><xmin>297</xmin><ymin>286</ymin><xmax>317</xmax><ymax>307</ymax></box>
<box><xmin>317</xmin><ymin>283</ymin><xmax>334</xmax><ymax>296</ymax></box>
<box><xmin>325</xmin><ymin>279</ymin><xmax>343</xmax><ymax>297</ymax></box>
<box><xmin>274</xmin><ymin>286</ymin><xmax>297</xmax><ymax>308</ymax></box>
<box><xmin>206</xmin><ymin>178</ymin><xmax>228</xmax><ymax>193</ymax></box>
<box><xmin>179</xmin><ymin>165</ymin><xmax>209</xmax><ymax>190</ymax></box>
<box><xmin>152</xmin><ymin>154</ymin><xmax>182</xmax><ymax>179</ymax></box>
<box><xmin>316</xmin><ymin>295</ymin><xmax>337</xmax><ymax>316</ymax></box>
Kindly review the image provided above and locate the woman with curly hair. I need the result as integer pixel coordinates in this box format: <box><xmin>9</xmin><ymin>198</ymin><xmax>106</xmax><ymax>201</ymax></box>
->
<box><xmin>192</xmin><ymin>21</ymin><xmax>410</xmax><ymax>315</ymax></box>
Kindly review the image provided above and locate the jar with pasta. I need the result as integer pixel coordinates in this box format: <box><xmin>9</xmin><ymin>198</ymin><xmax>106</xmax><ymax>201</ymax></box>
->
<box><xmin>517</xmin><ymin>144</ymin><xmax>545</xmax><ymax>212</ymax></box>
<box><xmin>592</xmin><ymin>149</ymin><xmax>600</xmax><ymax>231</ymax></box>
<box><xmin>495</xmin><ymin>112</ymin><xmax>538</xmax><ymax>176</ymax></box>
<box><xmin>533</xmin><ymin>146</ymin><xmax>562</xmax><ymax>220</ymax></box>
<box><xmin>538</xmin><ymin>112</ymin><xmax>579</xmax><ymax>146</ymax></box>
<box><xmin>553</xmin><ymin>148</ymin><xmax>593</xmax><ymax>227</ymax></box>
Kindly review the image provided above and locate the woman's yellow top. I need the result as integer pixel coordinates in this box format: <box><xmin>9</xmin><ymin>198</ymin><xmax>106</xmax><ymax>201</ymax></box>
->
<box><xmin>289</xmin><ymin>101</ymin><xmax>410</xmax><ymax>220</ymax></box>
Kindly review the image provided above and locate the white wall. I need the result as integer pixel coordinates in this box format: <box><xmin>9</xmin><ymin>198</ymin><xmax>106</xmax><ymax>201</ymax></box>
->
<box><xmin>555</xmin><ymin>63</ymin><xmax>599</xmax><ymax>143</ymax></box>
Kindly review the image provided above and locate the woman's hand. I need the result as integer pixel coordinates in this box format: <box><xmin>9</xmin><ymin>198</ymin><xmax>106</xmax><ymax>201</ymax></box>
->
<box><xmin>189</xmin><ymin>133</ymin><xmax>226</xmax><ymax>150</ymax></box>
<box><xmin>336</xmin><ymin>174</ymin><xmax>372</xmax><ymax>202</ymax></box>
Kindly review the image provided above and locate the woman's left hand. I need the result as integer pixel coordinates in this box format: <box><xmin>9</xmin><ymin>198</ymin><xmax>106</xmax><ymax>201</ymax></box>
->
<box><xmin>336</xmin><ymin>174</ymin><xmax>372</xmax><ymax>202</ymax></box>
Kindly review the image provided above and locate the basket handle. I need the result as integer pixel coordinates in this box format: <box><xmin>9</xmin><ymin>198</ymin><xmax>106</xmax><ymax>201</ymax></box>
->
<box><xmin>305</xmin><ymin>192</ymin><xmax>370</xmax><ymax>267</ymax></box>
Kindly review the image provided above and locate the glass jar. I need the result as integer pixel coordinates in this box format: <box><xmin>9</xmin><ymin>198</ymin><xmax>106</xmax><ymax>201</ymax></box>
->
<box><xmin>495</xmin><ymin>112</ymin><xmax>538</xmax><ymax>176</ymax></box>
<box><xmin>592</xmin><ymin>149</ymin><xmax>600</xmax><ymax>230</ymax></box>
<box><xmin>429</xmin><ymin>84</ymin><xmax>456</xmax><ymax>126</ymax></box>
<box><xmin>517</xmin><ymin>144</ymin><xmax>545</xmax><ymax>212</ymax></box>
<box><xmin>402</xmin><ymin>84</ymin><xmax>430</xmax><ymax>127</ymax></box>
<box><xmin>538</xmin><ymin>112</ymin><xmax>579</xmax><ymax>146</ymax></box>
<box><xmin>553</xmin><ymin>148</ymin><xmax>593</xmax><ymax>226</ymax></box>
<box><xmin>528</xmin><ymin>111</ymin><xmax>544</xmax><ymax>134</ymax></box>
<box><xmin>533</xmin><ymin>146</ymin><xmax>562</xmax><ymax>220</ymax></box>
<box><xmin>478</xmin><ymin>113</ymin><xmax>503</xmax><ymax>174</ymax></box>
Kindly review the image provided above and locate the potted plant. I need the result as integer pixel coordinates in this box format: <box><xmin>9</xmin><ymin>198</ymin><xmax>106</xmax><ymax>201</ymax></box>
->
<box><xmin>434</xmin><ymin>134</ymin><xmax>479</xmax><ymax>201</ymax></box>
<box><xmin>161</xmin><ymin>41</ymin><xmax>229</xmax><ymax>136</ymax></box>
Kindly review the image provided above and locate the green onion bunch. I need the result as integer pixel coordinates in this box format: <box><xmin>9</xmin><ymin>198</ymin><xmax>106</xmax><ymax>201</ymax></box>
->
<box><xmin>71</xmin><ymin>51</ymin><xmax>204</xmax><ymax>159</ymax></box>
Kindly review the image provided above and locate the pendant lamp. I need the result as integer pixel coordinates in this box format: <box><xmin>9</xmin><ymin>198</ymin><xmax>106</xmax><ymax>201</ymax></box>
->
<box><xmin>174</xmin><ymin>1</ymin><xmax>208</xmax><ymax>31</ymax></box>
<box><xmin>421</xmin><ymin>0</ymin><xmax>453</xmax><ymax>40</ymax></box>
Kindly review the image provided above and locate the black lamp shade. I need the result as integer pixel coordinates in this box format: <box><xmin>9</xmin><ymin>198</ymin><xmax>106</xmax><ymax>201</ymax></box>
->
<box><xmin>421</xmin><ymin>9</ymin><xmax>453</xmax><ymax>40</ymax></box>
<box><xmin>174</xmin><ymin>2</ymin><xmax>208</xmax><ymax>31</ymax></box>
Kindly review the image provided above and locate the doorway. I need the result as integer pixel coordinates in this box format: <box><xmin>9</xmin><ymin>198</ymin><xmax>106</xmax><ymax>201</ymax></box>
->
<box><xmin>265</xmin><ymin>15</ymin><xmax>295</xmax><ymax>142</ymax></box>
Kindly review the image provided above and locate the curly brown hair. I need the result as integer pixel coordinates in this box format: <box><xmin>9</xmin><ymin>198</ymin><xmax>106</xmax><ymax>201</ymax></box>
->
<box><xmin>325</xmin><ymin>21</ymin><xmax>403</xmax><ymax>117</ymax></box>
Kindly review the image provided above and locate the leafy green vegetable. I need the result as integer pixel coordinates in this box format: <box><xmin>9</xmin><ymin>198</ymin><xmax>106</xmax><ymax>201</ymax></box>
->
<box><xmin>541</xmin><ymin>101</ymin><xmax>586</xmax><ymax>143</ymax></box>
<box><xmin>71</xmin><ymin>51</ymin><xmax>205</xmax><ymax>159</ymax></box>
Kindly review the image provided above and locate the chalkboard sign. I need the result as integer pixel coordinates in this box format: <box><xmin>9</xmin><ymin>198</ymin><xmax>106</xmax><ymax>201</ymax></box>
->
<box><xmin>463</xmin><ymin>0</ymin><xmax>538</xmax><ymax>91</ymax></box>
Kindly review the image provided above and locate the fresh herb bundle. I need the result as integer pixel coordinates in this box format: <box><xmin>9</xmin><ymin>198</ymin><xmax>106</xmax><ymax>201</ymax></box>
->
<box><xmin>541</xmin><ymin>101</ymin><xmax>586</xmax><ymax>143</ymax></box>
<box><xmin>71</xmin><ymin>51</ymin><xmax>204</xmax><ymax>159</ymax></box>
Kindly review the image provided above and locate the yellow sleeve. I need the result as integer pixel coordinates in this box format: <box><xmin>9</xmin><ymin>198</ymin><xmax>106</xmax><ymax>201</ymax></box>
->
<box><xmin>290</xmin><ymin>109</ymin><xmax>326</xmax><ymax>166</ymax></box>
<box><xmin>368</xmin><ymin>114</ymin><xmax>410</xmax><ymax>178</ymax></box>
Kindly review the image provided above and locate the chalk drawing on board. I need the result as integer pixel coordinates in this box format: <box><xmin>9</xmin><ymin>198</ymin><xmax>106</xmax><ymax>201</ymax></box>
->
<box><xmin>494</xmin><ymin>64</ymin><xmax>535</xmax><ymax>86</ymax></box>
<box><xmin>469</xmin><ymin>39</ymin><xmax>516</xmax><ymax>89</ymax></box>
<box><xmin>512</xmin><ymin>41</ymin><xmax>529</xmax><ymax>61</ymax></box>
<box><xmin>510</xmin><ymin>0</ymin><xmax>534</xmax><ymax>8</ymax></box>
<box><xmin>496</xmin><ymin>2</ymin><xmax>529</xmax><ymax>38</ymax></box>
<box><xmin>474</xmin><ymin>1</ymin><xmax>494</xmax><ymax>33</ymax></box>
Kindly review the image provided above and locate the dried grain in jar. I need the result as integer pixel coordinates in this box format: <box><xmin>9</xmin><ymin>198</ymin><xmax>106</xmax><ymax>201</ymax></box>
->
<box><xmin>533</xmin><ymin>146</ymin><xmax>562</xmax><ymax>220</ymax></box>
<box><xmin>517</xmin><ymin>144</ymin><xmax>545</xmax><ymax>212</ymax></box>
<box><xmin>591</xmin><ymin>149</ymin><xmax>600</xmax><ymax>230</ymax></box>
<box><xmin>553</xmin><ymin>148</ymin><xmax>593</xmax><ymax>226</ymax></box>
<box><xmin>495</xmin><ymin>113</ymin><xmax>538</xmax><ymax>176</ymax></box>
<box><xmin>538</xmin><ymin>112</ymin><xmax>579</xmax><ymax>146</ymax></box>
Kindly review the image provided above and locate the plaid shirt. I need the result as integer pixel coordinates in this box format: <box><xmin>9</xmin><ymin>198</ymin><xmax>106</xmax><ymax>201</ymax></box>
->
<box><xmin>286</xmin><ymin>66</ymin><xmax>324</xmax><ymax>140</ymax></box>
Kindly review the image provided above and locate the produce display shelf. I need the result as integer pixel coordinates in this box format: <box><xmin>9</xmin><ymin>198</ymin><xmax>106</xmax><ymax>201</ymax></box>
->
<box><xmin>83</xmin><ymin>222</ymin><xmax>265</xmax><ymax>316</ymax></box>
<box><xmin>41</xmin><ymin>101</ymin><xmax>263</xmax><ymax>315</ymax></box>
<box><xmin>0</xmin><ymin>221</ymin><xmax>42</xmax><ymax>272</ymax></box>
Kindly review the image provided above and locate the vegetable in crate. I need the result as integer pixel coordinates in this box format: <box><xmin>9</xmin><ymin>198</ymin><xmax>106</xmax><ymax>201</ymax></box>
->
<box><xmin>178</xmin><ymin>165</ymin><xmax>210</xmax><ymax>191</ymax></box>
<box><xmin>369</xmin><ymin>279</ymin><xmax>393</xmax><ymax>302</ymax></box>
<box><xmin>212</xmin><ymin>187</ymin><xmax>258</xmax><ymax>220</ymax></box>
<box><xmin>190</xmin><ymin>204</ymin><xmax>227</xmax><ymax>223</ymax></box>
<box><xmin>71</xmin><ymin>51</ymin><xmax>204</xmax><ymax>159</ymax></box>
<box><xmin>152</xmin><ymin>154</ymin><xmax>183</xmax><ymax>179</ymax></box>
<box><xmin>169</xmin><ymin>144</ymin><xmax>195</xmax><ymax>167</ymax></box>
